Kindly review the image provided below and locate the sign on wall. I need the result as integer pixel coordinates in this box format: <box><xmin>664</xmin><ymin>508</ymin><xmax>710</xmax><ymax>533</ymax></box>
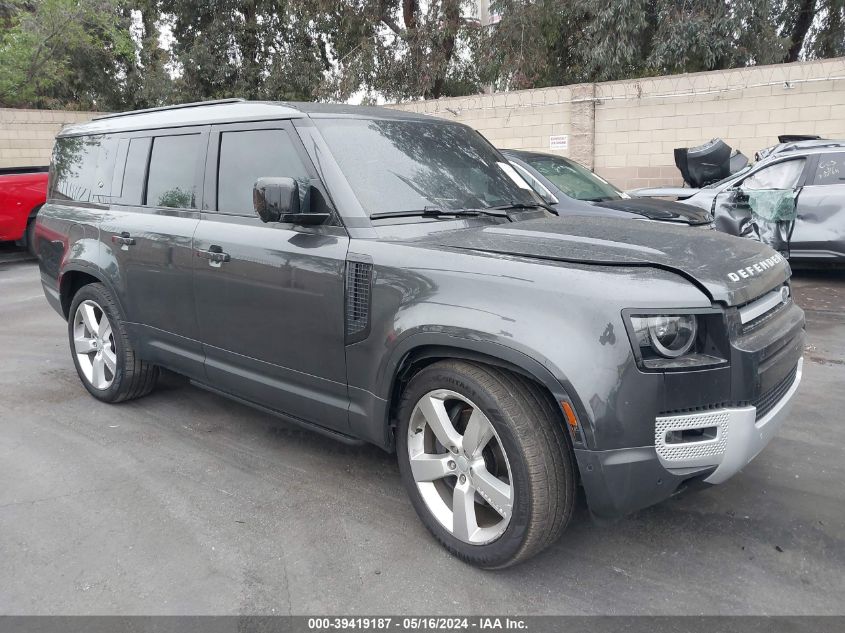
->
<box><xmin>549</xmin><ymin>135</ymin><xmax>569</xmax><ymax>151</ymax></box>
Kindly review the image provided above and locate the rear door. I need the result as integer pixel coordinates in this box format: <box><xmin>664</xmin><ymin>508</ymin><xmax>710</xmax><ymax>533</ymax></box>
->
<box><xmin>193</xmin><ymin>120</ymin><xmax>351</xmax><ymax>432</ymax></box>
<box><xmin>98</xmin><ymin>127</ymin><xmax>207</xmax><ymax>378</ymax></box>
<box><xmin>788</xmin><ymin>152</ymin><xmax>845</xmax><ymax>261</ymax></box>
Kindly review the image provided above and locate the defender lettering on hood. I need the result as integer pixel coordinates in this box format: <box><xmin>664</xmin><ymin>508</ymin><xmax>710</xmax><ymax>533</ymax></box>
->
<box><xmin>727</xmin><ymin>253</ymin><xmax>785</xmax><ymax>282</ymax></box>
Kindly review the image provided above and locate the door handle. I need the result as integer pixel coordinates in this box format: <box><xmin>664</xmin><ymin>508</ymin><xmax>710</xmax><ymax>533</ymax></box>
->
<box><xmin>112</xmin><ymin>232</ymin><xmax>135</xmax><ymax>250</ymax></box>
<box><xmin>196</xmin><ymin>246</ymin><xmax>231</xmax><ymax>267</ymax></box>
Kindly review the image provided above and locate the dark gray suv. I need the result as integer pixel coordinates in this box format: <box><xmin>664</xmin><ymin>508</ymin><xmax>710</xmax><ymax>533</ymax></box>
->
<box><xmin>36</xmin><ymin>100</ymin><xmax>805</xmax><ymax>568</ymax></box>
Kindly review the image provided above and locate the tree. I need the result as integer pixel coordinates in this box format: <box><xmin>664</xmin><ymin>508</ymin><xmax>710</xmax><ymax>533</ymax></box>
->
<box><xmin>805</xmin><ymin>0</ymin><xmax>845</xmax><ymax>59</ymax></box>
<box><xmin>0</xmin><ymin>1</ymin><xmax>842</xmax><ymax>109</ymax></box>
<box><xmin>123</xmin><ymin>0</ymin><xmax>176</xmax><ymax>108</ymax></box>
<box><xmin>0</xmin><ymin>0</ymin><xmax>136</xmax><ymax>109</ymax></box>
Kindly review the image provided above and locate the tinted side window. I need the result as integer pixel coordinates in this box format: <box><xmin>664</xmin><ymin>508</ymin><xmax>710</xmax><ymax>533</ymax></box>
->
<box><xmin>217</xmin><ymin>129</ymin><xmax>310</xmax><ymax>215</ymax></box>
<box><xmin>50</xmin><ymin>135</ymin><xmax>104</xmax><ymax>202</ymax></box>
<box><xmin>813</xmin><ymin>153</ymin><xmax>845</xmax><ymax>185</ymax></box>
<box><xmin>91</xmin><ymin>136</ymin><xmax>118</xmax><ymax>203</ymax></box>
<box><xmin>118</xmin><ymin>137</ymin><xmax>151</xmax><ymax>205</ymax></box>
<box><xmin>145</xmin><ymin>134</ymin><xmax>201</xmax><ymax>208</ymax></box>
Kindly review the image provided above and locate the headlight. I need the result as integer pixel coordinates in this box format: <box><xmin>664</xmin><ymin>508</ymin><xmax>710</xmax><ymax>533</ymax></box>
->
<box><xmin>624</xmin><ymin>310</ymin><xmax>729</xmax><ymax>371</ymax></box>
<box><xmin>632</xmin><ymin>314</ymin><xmax>698</xmax><ymax>358</ymax></box>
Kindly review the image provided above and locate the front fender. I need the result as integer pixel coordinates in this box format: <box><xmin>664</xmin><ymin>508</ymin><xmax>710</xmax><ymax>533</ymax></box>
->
<box><xmin>344</xmin><ymin>240</ymin><xmax>713</xmax><ymax>452</ymax></box>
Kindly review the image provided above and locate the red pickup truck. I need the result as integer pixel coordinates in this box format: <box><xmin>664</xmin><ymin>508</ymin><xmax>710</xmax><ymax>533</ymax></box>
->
<box><xmin>0</xmin><ymin>166</ymin><xmax>48</xmax><ymax>255</ymax></box>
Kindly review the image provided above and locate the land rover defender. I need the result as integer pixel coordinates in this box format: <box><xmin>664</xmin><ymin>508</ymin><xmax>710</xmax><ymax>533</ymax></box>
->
<box><xmin>37</xmin><ymin>100</ymin><xmax>804</xmax><ymax>568</ymax></box>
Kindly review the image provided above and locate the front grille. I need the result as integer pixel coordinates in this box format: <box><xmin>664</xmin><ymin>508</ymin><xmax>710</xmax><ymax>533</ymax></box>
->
<box><xmin>659</xmin><ymin>362</ymin><xmax>798</xmax><ymax>421</ymax></box>
<box><xmin>754</xmin><ymin>364</ymin><xmax>798</xmax><ymax>420</ymax></box>
<box><xmin>739</xmin><ymin>284</ymin><xmax>790</xmax><ymax>332</ymax></box>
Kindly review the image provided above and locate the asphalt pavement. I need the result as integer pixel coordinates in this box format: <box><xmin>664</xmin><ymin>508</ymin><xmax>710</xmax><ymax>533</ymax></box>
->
<box><xmin>1</xmin><ymin>251</ymin><xmax>843</xmax><ymax>615</ymax></box>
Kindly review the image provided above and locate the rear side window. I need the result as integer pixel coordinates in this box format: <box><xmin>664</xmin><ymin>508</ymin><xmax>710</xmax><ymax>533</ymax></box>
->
<box><xmin>216</xmin><ymin>129</ymin><xmax>311</xmax><ymax>215</ymax></box>
<box><xmin>115</xmin><ymin>137</ymin><xmax>151</xmax><ymax>205</ymax></box>
<box><xmin>812</xmin><ymin>153</ymin><xmax>845</xmax><ymax>185</ymax></box>
<box><xmin>50</xmin><ymin>135</ymin><xmax>105</xmax><ymax>202</ymax></box>
<box><xmin>145</xmin><ymin>134</ymin><xmax>201</xmax><ymax>208</ymax></box>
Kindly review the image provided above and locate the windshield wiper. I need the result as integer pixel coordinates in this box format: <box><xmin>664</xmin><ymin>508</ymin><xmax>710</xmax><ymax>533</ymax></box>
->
<box><xmin>484</xmin><ymin>202</ymin><xmax>557</xmax><ymax>214</ymax></box>
<box><xmin>370</xmin><ymin>206</ymin><xmax>509</xmax><ymax>220</ymax></box>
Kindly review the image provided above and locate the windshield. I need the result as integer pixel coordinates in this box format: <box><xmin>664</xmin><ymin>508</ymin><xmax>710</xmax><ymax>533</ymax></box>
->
<box><xmin>522</xmin><ymin>154</ymin><xmax>622</xmax><ymax>201</ymax></box>
<box><xmin>315</xmin><ymin>118</ymin><xmax>539</xmax><ymax>217</ymax></box>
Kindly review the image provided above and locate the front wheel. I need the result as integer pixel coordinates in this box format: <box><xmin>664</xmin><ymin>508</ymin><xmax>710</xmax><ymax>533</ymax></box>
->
<box><xmin>396</xmin><ymin>361</ymin><xmax>577</xmax><ymax>568</ymax></box>
<box><xmin>68</xmin><ymin>283</ymin><xmax>158</xmax><ymax>403</ymax></box>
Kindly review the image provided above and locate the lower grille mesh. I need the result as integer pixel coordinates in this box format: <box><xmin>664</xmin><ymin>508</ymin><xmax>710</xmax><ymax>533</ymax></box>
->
<box><xmin>754</xmin><ymin>364</ymin><xmax>798</xmax><ymax>420</ymax></box>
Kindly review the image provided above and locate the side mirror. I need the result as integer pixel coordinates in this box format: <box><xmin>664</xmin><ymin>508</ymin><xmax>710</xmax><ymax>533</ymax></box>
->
<box><xmin>253</xmin><ymin>177</ymin><xmax>329</xmax><ymax>225</ymax></box>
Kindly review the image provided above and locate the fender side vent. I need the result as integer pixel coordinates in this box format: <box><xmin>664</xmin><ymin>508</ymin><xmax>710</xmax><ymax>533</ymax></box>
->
<box><xmin>345</xmin><ymin>259</ymin><xmax>373</xmax><ymax>343</ymax></box>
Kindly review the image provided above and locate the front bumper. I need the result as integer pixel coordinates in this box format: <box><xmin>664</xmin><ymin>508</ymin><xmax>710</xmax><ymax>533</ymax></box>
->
<box><xmin>576</xmin><ymin>356</ymin><xmax>803</xmax><ymax>520</ymax></box>
<box><xmin>655</xmin><ymin>358</ymin><xmax>802</xmax><ymax>484</ymax></box>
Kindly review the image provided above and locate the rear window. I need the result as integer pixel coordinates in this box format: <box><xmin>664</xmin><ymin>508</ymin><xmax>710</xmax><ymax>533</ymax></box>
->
<box><xmin>50</xmin><ymin>135</ymin><xmax>105</xmax><ymax>202</ymax></box>
<box><xmin>145</xmin><ymin>134</ymin><xmax>201</xmax><ymax>208</ymax></box>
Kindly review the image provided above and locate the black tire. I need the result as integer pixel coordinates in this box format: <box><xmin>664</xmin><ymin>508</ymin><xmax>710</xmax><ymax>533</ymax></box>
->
<box><xmin>396</xmin><ymin>360</ymin><xmax>576</xmax><ymax>569</ymax></box>
<box><xmin>25</xmin><ymin>217</ymin><xmax>37</xmax><ymax>257</ymax></box>
<box><xmin>68</xmin><ymin>282</ymin><xmax>159</xmax><ymax>403</ymax></box>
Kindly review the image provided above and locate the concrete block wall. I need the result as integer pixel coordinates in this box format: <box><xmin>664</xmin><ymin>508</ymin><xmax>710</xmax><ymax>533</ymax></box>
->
<box><xmin>1</xmin><ymin>58</ymin><xmax>842</xmax><ymax>190</ymax></box>
<box><xmin>0</xmin><ymin>108</ymin><xmax>103</xmax><ymax>169</ymax></box>
<box><xmin>391</xmin><ymin>57</ymin><xmax>845</xmax><ymax>191</ymax></box>
<box><xmin>595</xmin><ymin>57</ymin><xmax>845</xmax><ymax>190</ymax></box>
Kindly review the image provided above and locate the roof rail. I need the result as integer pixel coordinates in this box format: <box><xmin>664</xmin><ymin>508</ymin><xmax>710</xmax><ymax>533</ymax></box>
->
<box><xmin>773</xmin><ymin>140</ymin><xmax>845</xmax><ymax>154</ymax></box>
<box><xmin>92</xmin><ymin>98</ymin><xmax>246</xmax><ymax>121</ymax></box>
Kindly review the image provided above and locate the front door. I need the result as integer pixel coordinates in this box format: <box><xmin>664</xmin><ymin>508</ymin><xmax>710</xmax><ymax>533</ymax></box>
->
<box><xmin>193</xmin><ymin>121</ymin><xmax>351</xmax><ymax>432</ymax></box>
<box><xmin>712</xmin><ymin>157</ymin><xmax>809</xmax><ymax>257</ymax></box>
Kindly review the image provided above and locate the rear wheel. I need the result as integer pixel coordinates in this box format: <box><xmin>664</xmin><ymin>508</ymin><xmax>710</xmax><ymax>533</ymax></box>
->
<box><xmin>68</xmin><ymin>283</ymin><xmax>158</xmax><ymax>403</ymax></box>
<box><xmin>396</xmin><ymin>360</ymin><xmax>576</xmax><ymax>568</ymax></box>
<box><xmin>25</xmin><ymin>218</ymin><xmax>36</xmax><ymax>257</ymax></box>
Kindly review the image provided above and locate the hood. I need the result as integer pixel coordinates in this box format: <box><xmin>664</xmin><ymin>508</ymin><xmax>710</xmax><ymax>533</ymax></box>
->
<box><xmin>413</xmin><ymin>216</ymin><xmax>789</xmax><ymax>306</ymax></box>
<box><xmin>593</xmin><ymin>197</ymin><xmax>711</xmax><ymax>225</ymax></box>
<box><xmin>626</xmin><ymin>187</ymin><xmax>701</xmax><ymax>199</ymax></box>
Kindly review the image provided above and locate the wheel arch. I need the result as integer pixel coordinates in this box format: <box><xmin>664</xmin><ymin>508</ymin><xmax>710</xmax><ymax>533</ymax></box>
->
<box><xmin>59</xmin><ymin>265</ymin><xmax>125</xmax><ymax>321</ymax></box>
<box><xmin>375</xmin><ymin>335</ymin><xmax>589</xmax><ymax>451</ymax></box>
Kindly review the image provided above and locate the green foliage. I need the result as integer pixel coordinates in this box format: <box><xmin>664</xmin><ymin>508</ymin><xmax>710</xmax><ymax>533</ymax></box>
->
<box><xmin>0</xmin><ymin>0</ymin><xmax>136</xmax><ymax>109</ymax></box>
<box><xmin>0</xmin><ymin>0</ymin><xmax>842</xmax><ymax>109</ymax></box>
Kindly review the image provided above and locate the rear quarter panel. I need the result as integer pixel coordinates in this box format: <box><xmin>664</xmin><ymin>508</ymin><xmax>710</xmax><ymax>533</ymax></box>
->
<box><xmin>36</xmin><ymin>202</ymin><xmax>104</xmax><ymax>317</ymax></box>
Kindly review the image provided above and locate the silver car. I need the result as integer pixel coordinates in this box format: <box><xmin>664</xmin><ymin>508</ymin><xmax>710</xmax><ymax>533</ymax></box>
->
<box><xmin>630</xmin><ymin>140</ymin><xmax>845</xmax><ymax>264</ymax></box>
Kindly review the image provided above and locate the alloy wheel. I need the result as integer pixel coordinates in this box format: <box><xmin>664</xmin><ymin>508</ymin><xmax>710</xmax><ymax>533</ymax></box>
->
<box><xmin>72</xmin><ymin>300</ymin><xmax>116</xmax><ymax>390</ymax></box>
<box><xmin>407</xmin><ymin>389</ymin><xmax>514</xmax><ymax>545</ymax></box>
